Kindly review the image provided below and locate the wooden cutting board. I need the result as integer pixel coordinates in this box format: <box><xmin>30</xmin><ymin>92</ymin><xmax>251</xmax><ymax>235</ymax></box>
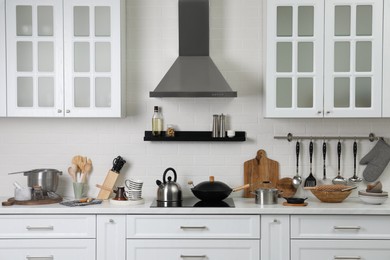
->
<box><xmin>243</xmin><ymin>149</ymin><xmax>280</xmax><ymax>198</ymax></box>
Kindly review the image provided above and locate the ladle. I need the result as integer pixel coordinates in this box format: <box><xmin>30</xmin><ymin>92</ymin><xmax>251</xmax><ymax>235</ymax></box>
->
<box><xmin>292</xmin><ymin>141</ymin><xmax>302</xmax><ymax>188</ymax></box>
<box><xmin>332</xmin><ymin>140</ymin><xmax>347</xmax><ymax>185</ymax></box>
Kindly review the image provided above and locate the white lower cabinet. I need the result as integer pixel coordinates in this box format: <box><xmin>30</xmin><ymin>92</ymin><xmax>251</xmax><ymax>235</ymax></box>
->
<box><xmin>127</xmin><ymin>239</ymin><xmax>260</xmax><ymax>260</ymax></box>
<box><xmin>261</xmin><ymin>215</ymin><xmax>290</xmax><ymax>260</ymax></box>
<box><xmin>291</xmin><ymin>240</ymin><xmax>390</xmax><ymax>260</ymax></box>
<box><xmin>97</xmin><ymin>215</ymin><xmax>126</xmax><ymax>260</ymax></box>
<box><xmin>126</xmin><ymin>215</ymin><xmax>260</xmax><ymax>260</ymax></box>
<box><xmin>0</xmin><ymin>215</ymin><xmax>96</xmax><ymax>259</ymax></box>
<box><xmin>0</xmin><ymin>239</ymin><xmax>95</xmax><ymax>260</ymax></box>
<box><xmin>290</xmin><ymin>215</ymin><xmax>390</xmax><ymax>260</ymax></box>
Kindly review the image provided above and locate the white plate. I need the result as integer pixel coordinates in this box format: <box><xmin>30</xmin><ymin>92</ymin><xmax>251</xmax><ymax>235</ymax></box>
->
<box><xmin>109</xmin><ymin>198</ymin><xmax>145</xmax><ymax>206</ymax></box>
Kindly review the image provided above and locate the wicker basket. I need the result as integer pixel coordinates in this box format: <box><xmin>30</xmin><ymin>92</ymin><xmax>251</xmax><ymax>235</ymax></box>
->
<box><xmin>310</xmin><ymin>189</ymin><xmax>352</xmax><ymax>203</ymax></box>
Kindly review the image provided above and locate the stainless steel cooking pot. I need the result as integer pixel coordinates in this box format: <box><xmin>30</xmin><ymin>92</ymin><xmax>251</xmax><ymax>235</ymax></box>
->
<box><xmin>252</xmin><ymin>187</ymin><xmax>279</xmax><ymax>205</ymax></box>
<box><xmin>9</xmin><ymin>169</ymin><xmax>62</xmax><ymax>194</ymax></box>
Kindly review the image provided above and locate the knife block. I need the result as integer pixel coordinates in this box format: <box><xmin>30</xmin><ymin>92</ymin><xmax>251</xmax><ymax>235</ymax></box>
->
<box><xmin>96</xmin><ymin>170</ymin><xmax>119</xmax><ymax>200</ymax></box>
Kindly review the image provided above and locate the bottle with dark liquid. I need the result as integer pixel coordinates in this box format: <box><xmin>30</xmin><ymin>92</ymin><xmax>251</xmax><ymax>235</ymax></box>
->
<box><xmin>152</xmin><ymin>106</ymin><xmax>163</xmax><ymax>136</ymax></box>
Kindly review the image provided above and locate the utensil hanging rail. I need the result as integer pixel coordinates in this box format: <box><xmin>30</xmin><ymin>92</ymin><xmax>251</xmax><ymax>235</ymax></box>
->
<box><xmin>274</xmin><ymin>133</ymin><xmax>381</xmax><ymax>142</ymax></box>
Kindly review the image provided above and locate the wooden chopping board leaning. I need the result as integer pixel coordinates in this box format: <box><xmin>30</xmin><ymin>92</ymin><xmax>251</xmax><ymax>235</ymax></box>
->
<box><xmin>243</xmin><ymin>149</ymin><xmax>280</xmax><ymax>198</ymax></box>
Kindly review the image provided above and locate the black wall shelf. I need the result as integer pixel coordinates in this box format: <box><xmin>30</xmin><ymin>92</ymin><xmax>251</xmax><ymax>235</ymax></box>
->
<box><xmin>144</xmin><ymin>131</ymin><xmax>246</xmax><ymax>142</ymax></box>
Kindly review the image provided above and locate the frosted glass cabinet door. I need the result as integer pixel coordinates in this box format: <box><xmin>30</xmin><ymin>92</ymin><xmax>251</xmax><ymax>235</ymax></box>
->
<box><xmin>6</xmin><ymin>0</ymin><xmax>64</xmax><ymax>117</ymax></box>
<box><xmin>324</xmin><ymin>0</ymin><xmax>383</xmax><ymax>117</ymax></box>
<box><xmin>265</xmin><ymin>0</ymin><xmax>324</xmax><ymax>118</ymax></box>
<box><xmin>64</xmin><ymin>0</ymin><xmax>125</xmax><ymax>118</ymax></box>
<box><xmin>382</xmin><ymin>0</ymin><xmax>390</xmax><ymax>117</ymax></box>
<box><xmin>0</xmin><ymin>0</ymin><xmax>6</xmax><ymax>117</ymax></box>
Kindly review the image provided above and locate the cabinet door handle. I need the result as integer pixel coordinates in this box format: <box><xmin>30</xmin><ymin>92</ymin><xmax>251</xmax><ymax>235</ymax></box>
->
<box><xmin>180</xmin><ymin>255</ymin><xmax>207</xmax><ymax>259</ymax></box>
<box><xmin>57</xmin><ymin>109</ymin><xmax>62</xmax><ymax>113</ymax></box>
<box><xmin>333</xmin><ymin>226</ymin><xmax>361</xmax><ymax>230</ymax></box>
<box><xmin>180</xmin><ymin>226</ymin><xmax>207</xmax><ymax>230</ymax></box>
<box><xmin>334</xmin><ymin>256</ymin><xmax>361</xmax><ymax>259</ymax></box>
<box><xmin>26</xmin><ymin>226</ymin><xmax>54</xmax><ymax>231</ymax></box>
<box><xmin>66</xmin><ymin>110</ymin><xmax>70</xmax><ymax>113</ymax></box>
<box><xmin>26</xmin><ymin>255</ymin><xmax>54</xmax><ymax>260</ymax></box>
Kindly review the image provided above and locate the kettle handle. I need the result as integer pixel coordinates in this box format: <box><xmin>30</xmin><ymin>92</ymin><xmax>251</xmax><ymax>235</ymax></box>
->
<box><xmin>163</xmin><ymin>168</ymin><xmax>177</xmax><ymax>183</ymax></box>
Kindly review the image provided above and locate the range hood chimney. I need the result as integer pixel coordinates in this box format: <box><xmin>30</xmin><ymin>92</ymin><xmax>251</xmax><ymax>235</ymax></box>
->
<box><xmin>150</xmin><ymin>0</ymin><xmax>237</xmax><ymax>98</ymax></box>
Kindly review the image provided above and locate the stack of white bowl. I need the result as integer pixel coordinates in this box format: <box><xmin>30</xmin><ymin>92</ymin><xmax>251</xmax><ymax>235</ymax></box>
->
<box><xmin>358</xmin><ymin>181</ymin><xmax>388</xmax><ymax>205</ymax></box>
<box><xmin>125</xmin><ymin>179</ymin><xmax>143</xmax><ymax>201</ymax></box>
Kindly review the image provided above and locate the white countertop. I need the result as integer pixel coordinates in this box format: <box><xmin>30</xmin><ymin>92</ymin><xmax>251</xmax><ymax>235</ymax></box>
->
<box><xmin>1</xmin><ymin>197</ymin><xmax>390</xmax><ymax>215</ymax></box>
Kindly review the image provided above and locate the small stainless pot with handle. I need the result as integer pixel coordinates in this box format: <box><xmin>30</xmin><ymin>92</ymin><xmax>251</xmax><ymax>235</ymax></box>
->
<box><xmin>252</xmin><ymin>187</ymin><xmax>279</xmax><ymax>205</ymax></box>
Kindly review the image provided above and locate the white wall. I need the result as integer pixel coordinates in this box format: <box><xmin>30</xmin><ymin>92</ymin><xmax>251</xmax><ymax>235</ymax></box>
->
<box><xmin>0</xmin><ymin>0</ymin><xmax>389</xmax><ymax>200</ymax></box>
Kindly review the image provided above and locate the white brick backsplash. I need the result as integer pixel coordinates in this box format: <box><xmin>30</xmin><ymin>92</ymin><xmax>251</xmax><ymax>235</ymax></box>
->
<box><xmin>0</xmin><ymin>0</ymin><xmax>389</xmax><ymax>199</ymax></box>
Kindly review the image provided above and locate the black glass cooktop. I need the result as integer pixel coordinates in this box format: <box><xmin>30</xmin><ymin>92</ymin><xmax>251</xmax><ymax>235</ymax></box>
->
<box><xmin>150</xmin><ymin>197</ymin><xmax>235</xmax><ymax>208</ymax></box>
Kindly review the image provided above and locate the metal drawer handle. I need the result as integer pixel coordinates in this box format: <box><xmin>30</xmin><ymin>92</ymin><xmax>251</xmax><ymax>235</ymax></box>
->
<box><xmin>334</xmin><ymin>256</ymin><xmax>361</xmax><ymax>260</ymax></box>
<box><xmin>180</xmin><ymin>226</ymin><xmax>207</xmax><ymax>230</ymax></box>
<box><xmin>180</xmin><ymin>255</ymin><xmax>207</xmax><ymax>259</ymax></box>
<box><xmin>26</xmin><ymin>226</ymin><xmax>54</xmax><ymax>231</ymax></box>
<box><xmin>26</xmin><ymin>255</ymin><xmax>54</xmax><ymax>260</ymax></box>
<box><xmin>333</xmin><ymin>226</ymin><xmax>361</xmax><ymax>230</ymax></box>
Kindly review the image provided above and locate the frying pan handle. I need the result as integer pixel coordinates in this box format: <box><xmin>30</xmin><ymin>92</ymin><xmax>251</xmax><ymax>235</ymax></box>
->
<box><xmin>232</xmin><ymin>184</ymin><xmax>250</xmax><ymax>192</ymax></box>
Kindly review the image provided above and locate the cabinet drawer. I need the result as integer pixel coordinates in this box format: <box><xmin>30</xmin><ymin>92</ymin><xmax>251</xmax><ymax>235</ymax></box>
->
<box><xmin>126</xmin><ymin>215</ymin><xmax>260</xmax><ymax>239</ymax></box>
<box><xmin>291</xmin><ymin>240</ymin><xmax>390</xmax><ymax>260</ymax></box>
<box><xmin>127</xmin><ymin>239</ymin><xmax>259</xmax><ymax>260</ymax></box>
<box><xmin>0</xmin><ymin>215</ymin><xmax>96</xmax><ymax>238</ymax></box>
<box><xmin>291</xmin><ymin>215</ymin><xmax>390</xmax><ymax>239</ymax></box>
<box><xmin>0</xmin><ymin>239</ymin><xmax>95</xmax><ymax>260</ymax></box>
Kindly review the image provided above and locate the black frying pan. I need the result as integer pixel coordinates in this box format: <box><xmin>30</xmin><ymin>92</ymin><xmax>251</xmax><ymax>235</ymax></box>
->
<box><xmin>190</xmin><ymin>176</ymin><xmax>249</xmax><ymax>201</ymax></box>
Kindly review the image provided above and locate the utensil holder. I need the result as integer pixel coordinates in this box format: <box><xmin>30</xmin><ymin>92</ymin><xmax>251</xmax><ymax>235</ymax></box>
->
<box><xmin>73</xmin><ymin>182</ymin><xmax>84</xmax><ymax>199</ymax></box>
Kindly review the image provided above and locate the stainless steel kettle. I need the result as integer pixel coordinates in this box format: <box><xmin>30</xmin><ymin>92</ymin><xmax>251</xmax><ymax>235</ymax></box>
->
<box><xmin>156</xmin><ymin>167</ymin><xmax>182</xmax><ymax>204</ymax></box>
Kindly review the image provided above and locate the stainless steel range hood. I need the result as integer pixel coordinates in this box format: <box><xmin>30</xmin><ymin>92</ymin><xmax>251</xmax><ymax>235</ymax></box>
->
<box><xmin>150</xmin><ymin>0</ymin><xmax>237</xmax><ymax>98</ymax></box>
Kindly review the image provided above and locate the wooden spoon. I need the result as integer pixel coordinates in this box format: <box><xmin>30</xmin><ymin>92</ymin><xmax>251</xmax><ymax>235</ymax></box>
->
<box><xmin>81</xmin><ymin>159</ymin><xmax>93</xmax><ymax>183</ymax></box>
<box><xmin>68</xmin><ymin>166</ymin><xmax>77</xmax><ymax>182</ymax></box>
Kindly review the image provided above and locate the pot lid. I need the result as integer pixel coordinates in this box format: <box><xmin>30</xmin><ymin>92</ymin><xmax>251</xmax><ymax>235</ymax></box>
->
<box><xmin>192</xmin><ymin>176</ymin><xmax>231</xmax><ymax>192</ymax></box>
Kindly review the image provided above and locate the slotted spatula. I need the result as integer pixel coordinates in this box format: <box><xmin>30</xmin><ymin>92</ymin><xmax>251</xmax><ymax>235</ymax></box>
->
<box><xmin>304</xmin><ymin>141</ymin><xmax>317</xmax><ymax>187</ymax></box>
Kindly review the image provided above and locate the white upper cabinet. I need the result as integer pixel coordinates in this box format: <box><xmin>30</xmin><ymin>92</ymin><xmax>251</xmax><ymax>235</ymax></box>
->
<box><xmin>0</xmin><ymin>0</ymin><xmax>6</xmax><ymax>117</ymax></box>
<box><xmin>264</xmin><ymin>0</ymin><xmax>324</xmax><ymax>118</ymax></box>
<box><xmin>63</xmin><ymin>0</ymin><xmax>125</xmax><ymax>118</ymax></box>
<box><xmin>324</xmin><ymin>0</ymin><xmax>383</xmax><ymax>118</ymax></box>
<box><xmin>264</xmin><ymin>0</ymin><xmax>383</xmax><ymax>118</ymax></box>
<box><xmin>6</xmin><ymin>0</ymin><xmax>64</xmax><ymax>117</ymax></box>
<box><xmin>6</xmin><ymin>0</ymin><xmax>125</xmax><ymax>118</ymax></box>
<box><xmin>382</xmin><ymin>0</ymin><xmax>390</xmax><ymax>117</ymax></box>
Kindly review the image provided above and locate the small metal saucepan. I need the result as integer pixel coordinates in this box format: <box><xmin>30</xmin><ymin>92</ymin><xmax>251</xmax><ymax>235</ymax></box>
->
<box><xmin>252</xmin><ymin>187</ymin><xmax>279</xmax><ymax>205</ymax></box>
<box><xmin>190</xmin><ymin>176</ymin><xmax>249</xmax><ymax>201</ymax></box>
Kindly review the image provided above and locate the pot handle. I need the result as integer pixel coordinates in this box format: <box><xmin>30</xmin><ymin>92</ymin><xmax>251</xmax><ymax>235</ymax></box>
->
<box><xmin>232</xmin><ymin>184</ymin><xmax>250</xmax><ymax>192</ymax></box>
<box><xmin>163</xmin><ymin>167</ymin><xmax>177</xmax><ymax>183</ymax></box>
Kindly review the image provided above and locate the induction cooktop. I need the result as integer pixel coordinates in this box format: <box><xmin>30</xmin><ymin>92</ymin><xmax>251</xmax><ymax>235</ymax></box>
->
<box><xmin>150</xmin><ymin>197</ymin><xmax>235</xmax><ymax>208</ymax></box>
